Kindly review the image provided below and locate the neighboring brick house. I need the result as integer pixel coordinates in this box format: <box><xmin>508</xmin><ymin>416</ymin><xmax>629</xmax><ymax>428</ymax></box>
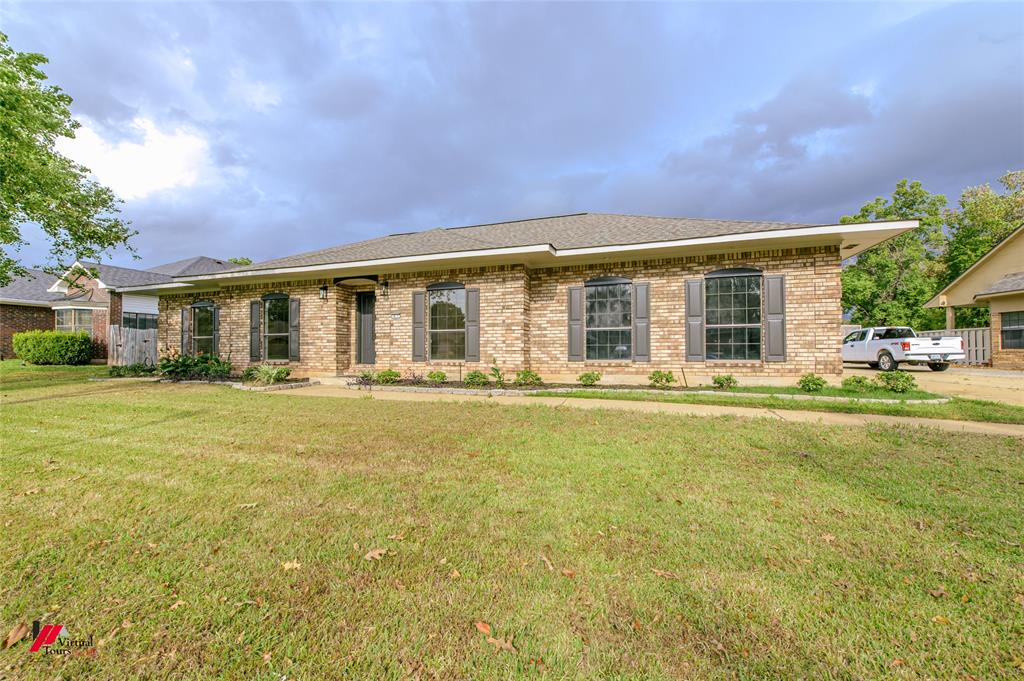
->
<box><xmin>116</xmin><ymin>213</ymin><xmax>917</xmax><ymax>382</ymax></box>
<box><xmin>925</xmin><ymin>224</ymin><xmax>1024</xmax><ymax>370</ymax></box>
<box><xmin>0</xmin><ymin>257</ymin><xmax>233</xmax><ymax>360</ymax></box>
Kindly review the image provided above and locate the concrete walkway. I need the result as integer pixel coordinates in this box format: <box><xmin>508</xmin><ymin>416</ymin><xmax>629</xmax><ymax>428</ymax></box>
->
<box><xmin>844</xmin><ymin>364</ymin><xmax>1024</xmax><ymax>405</ymax></box>
<box><xmin>276</xmin><ymin>384</ymin><xmax>1024</xmax><ymax>438</ymax></box>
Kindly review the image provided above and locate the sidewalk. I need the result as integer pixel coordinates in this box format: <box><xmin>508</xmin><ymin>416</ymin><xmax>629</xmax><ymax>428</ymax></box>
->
<box><xmin>276</xmin><ymin>384</ymin><xmax>1024</xmax><ymax>437</ymax></box>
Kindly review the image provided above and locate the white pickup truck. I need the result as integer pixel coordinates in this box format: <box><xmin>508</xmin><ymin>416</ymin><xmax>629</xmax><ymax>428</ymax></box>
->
<box><xmin>842</xmin><ymin>326</ymin><xmax>965</xmax><ymax>372</ymax></box>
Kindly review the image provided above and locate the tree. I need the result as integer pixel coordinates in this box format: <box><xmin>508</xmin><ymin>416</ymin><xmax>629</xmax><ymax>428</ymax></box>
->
<box><xmin>0</xmin><ymin>32</ymin><xmax>133</xmax><ymax>286</ymax></box>
<box><xmin>941</xmin><ymin>171</ymin><xmax>1024</xmax><ymax>327</ymax></box>
<box><xmin>228</xmin><ymin>257</ymin><xmax>253</xmax><ymax>266</ymax></box>
<box><xmin>840</xmin><ymin>180</ymin><xmax>947</xmax><ymax>329</ymax></box>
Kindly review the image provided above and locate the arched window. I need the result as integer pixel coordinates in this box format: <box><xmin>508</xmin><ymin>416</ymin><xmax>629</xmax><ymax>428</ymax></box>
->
<box><xmin>705</xmin><ymin>268</ymin><xmax>762</xmax><ymax>360</ymax></box>
<box><xmin>585</xmin><ymin>276</ymin><xmax>632</xmax><ymax>360</ymax></box>
<box><xmin>191</xmin><ymin>300</ymin><xmax>216</xmax><ymax>355</ymax></box>
<box><xmin>262</xmin><ymin>293</ymin><xmax>290</xmax><ymax>360</ymax></box>
<box><xmin>427</xmin><ymin>282</ymin><xmax>466</xmax><ymax>360</ymax></box>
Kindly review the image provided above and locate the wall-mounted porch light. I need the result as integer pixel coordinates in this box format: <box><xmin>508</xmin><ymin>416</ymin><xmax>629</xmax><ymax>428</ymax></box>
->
<box><xmin>380</xmin><ymin>280</ymin><xmax>390</xmax><ymax>297</ymax></box>
<box><xmin>319</xmin><ymin>285</ymin><xmax>329</xmax><ymax>300</ymax></box>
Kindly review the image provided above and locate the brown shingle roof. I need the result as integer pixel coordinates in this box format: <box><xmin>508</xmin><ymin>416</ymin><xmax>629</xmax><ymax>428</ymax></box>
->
<box><xmin>241</xmin><ymin>212</ymin><xmax>814</xmax><ymax>272</ymax></box>
<box><xmin>977</xmin><ymin>271</ymin><xmax>1024</xmax><ymax>298</ymax></box>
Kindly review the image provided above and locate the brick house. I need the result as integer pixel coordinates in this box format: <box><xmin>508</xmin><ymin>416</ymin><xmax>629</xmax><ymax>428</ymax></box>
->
<box><xmin>0</xmin><ymin>257</ymin><xmax>233</xmax><ymax>360</ymax></box>
<box><xmin>925</xmin><ymin>224</ymin><xmax>1024</xmax><ymax>370</ymax></box>
<box><xmin>112</xmin><ymin>213</ymin><xmax>918</xmax><ymax>382</ymax></box>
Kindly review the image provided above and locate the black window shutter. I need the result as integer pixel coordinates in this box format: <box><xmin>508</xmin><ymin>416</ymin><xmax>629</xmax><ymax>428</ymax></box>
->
<box><xmin>567</xmin><ymin>286</ymin><xmax>584</xmax><ymax>361</ymax></box>
<box><xmin>288</xmin><ymin>298</ymin><xmax>301</xmax><ymax>361</ymax></box>
<box><xmin>412</xmin><ymin>291</ymin><xmax>425</xmax><ymax>362</ymax></box>
<box><xmin>633</xmin><ymin>283</ymin><xmax>650</xmax><ymax>362</ymax></box>
<box><xmin>213</xmin><ymin>307</ymin><xmax>220</xmax><ymax>357</ymax></box>
<box><xmin>685</xmin><ymin>279</ymin><xmax>705</xmax><ymax>361</ymax></box>
<box><xmin>181</xmin><ymin>307</ymin><xmax>190</xmax><ymax>355</ymax></box>
<box><xmin>249</xmin><ymin>301</ymin><xmax>261</xmax><ymax>361</ymax></box>
<box><xmin>765</xmin><ymin>275</ymin><xmax>786</xmax><ymax>362</ymax></box>
<box><xmin>465</xmin><ymin>288</ymin><xmax>480</xmax><ymax>362</ymax></box>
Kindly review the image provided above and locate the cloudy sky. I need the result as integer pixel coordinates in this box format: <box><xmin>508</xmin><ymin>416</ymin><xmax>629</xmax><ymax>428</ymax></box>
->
<box><xmin>5</xmin><ymin>1</ymin><xmax>1022</xmax><ymax>269</ymax></box>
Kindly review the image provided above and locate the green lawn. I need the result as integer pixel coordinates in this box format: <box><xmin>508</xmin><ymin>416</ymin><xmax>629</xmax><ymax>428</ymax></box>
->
<box><xmin>2</xmin><ymin>359</ymin><xmax>1022</xmax><ymax>679</ymax></box>
<box><xmin>534</xmin><ymin>389</ymin><xmax>1024</xmax><ymax>425</ymax></box>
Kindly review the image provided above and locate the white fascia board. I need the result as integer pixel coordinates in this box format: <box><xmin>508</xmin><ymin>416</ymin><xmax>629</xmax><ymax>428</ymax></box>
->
<box><xmin>51</xmin><ymin>304</ymin><xmax>107</xmax><ymax>310</ymax></box>
<box><xmin>45</xmin><ymin>260</ymin><xmax>107</xmax><ymax>292</ymax></box>
<box><xmin>975</xmin><ymin>288</ymin><xmax>1024</xmax><ymax>301</ymax></box>
<box><xmin>111</xmin><ymin>282</ymin><xmax>198</xmax><ymax>293</ymax></box>
<box><xmin>0</xmin><ymin>298</ymin><xmax>57</xmax><ymax>307</ymax></box>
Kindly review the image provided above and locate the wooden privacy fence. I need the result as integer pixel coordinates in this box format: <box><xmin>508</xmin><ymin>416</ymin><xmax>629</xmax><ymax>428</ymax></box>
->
<box><xmin>108</xmin><ymin>325</ymin><xmax>158</xmax><ymax>367</ymax></box>
<box><xmin>917</xmin><ymin>327</ymin><xmax>991</xmax><ymax>365</ymax></box>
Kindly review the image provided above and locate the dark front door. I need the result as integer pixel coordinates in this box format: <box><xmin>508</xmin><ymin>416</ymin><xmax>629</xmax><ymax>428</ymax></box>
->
<box><xmin>357</xmin><ymin>292</ymin><xmax>376</xmax><ymax>365</ymax></box>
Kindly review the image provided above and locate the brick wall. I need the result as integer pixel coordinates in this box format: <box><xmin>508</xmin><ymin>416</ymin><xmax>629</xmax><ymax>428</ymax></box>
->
<box><xmin>154</xmin><ymin>246</ymin><xmax>843</xmax><ymax>380</ymax></box>
<box><xmin>990</xmin><ymin>295</ymin><xmax>1024</xmax><ymax>370</ymax></box>
<box><xmin>0</xmin><ymin>304</ymin><xmax>54</xmax><ymax>359</ymax></box>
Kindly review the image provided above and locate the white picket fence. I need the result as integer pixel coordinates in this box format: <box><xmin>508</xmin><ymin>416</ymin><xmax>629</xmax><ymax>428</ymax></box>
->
<box><xmin>108</xmin><ymin>325</ymin><xmax>158</xmax><ymax>367</ymax></box>
<box><xmin>917</xmin><ymin>327</ymin><xmax>991</xmax><ymax>365</ymax></box>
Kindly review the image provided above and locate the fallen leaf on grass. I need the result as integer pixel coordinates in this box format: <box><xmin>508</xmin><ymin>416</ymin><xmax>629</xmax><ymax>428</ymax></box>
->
<box><xmin>820</xmin><ymin>534</ymin><xmax>837</xmax><ymax>544</ymax></box>
<box><xmin>539</xmin><ymin>555</ymin><xmax>554</xmax><ymax>571</ymax></box>
<box><xmin>238</xmin><ymin>503</ymin><xmax>258</xmax><ymax>509</ymax></box>
<box><xmin>169</xmin><ymin>600</ymin><xmax>185</xmax><ymax>610</ymax></box>
<box><xmin>262</xmin><ymin>651</ymin><xmax>272</xmax><ymax>664</ymax></box>
<box><xmin>1014</xmin><ymin>593</ymin><xmax>1024</xmax><ymax>608</ymax></box>
<box><xmin>364</xmin><ymin>548</ymin><xmax>388</xmax><ymax>561</ymax></box>
<box><xmin>928</xmin><ymin>585</ymin><xmax>948</xmax><ymax>599</ymax></box>
<box><xmin>931</xmin><ymin>615</ymin><xmax>951</xmax><ymax>625</ymax></box>
<box><xmin>890</xmin><ymin>658</ymin><xmax>905</xmax><ymax>667</ymax></box>
<box><xmin>3</xmin><ymin>622</ymin><xmax>28</xmax><ymax>649</ymax></box>
<box><xmin>387</xmin><ymin>532</ymin><xmax>406</xmax><ymax>541</ymax></box>
<box><xmin>449</xmin><ymin>569</ymin><xmax>460</xmax><ymax>579</ymax></box>
<box><xmin>486</xmin><ymin>636</ymin><xmax>516</xmax><ymax>652</ymax></box>
<box><xmin>282</xmin><ymin>561</ymin><xmax>302</xmax><ymax>571</ymax></box>
<box><xmin>561</xmin><ymin>568</ymin><xmax>576</xmax><ymax>579</ymax></box>
<box><xmin>475</xmin><ymin>621</ymin><xmax>491</xmax><ymax>635</ymax></box>
<box><xmin>652</xmin><ymin>569</ymin><xmax>679</xmax><ymax>580</ymax></box>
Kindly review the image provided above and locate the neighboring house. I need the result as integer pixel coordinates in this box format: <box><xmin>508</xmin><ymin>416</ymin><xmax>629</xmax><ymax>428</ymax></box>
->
<box><xmin>114</xmin><ymin>213</ymin><xmax>916</xmax><ymax>382</ymax></box>
<box><xmin>0</xmin><ymin>257</ymin><xmax>233</xmax><ymax>360</ymax></box>
<box><xmin>925</xmin><ymin>224</ymin><xmax>1024</xmax><ymax>370</ymax></box>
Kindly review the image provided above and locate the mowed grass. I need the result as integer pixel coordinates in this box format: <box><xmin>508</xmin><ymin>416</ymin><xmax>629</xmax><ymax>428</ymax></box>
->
<box><xmin>1</xmin><ymin>361</ymin><xmax>1022</xmax><ymax>679</ymax></box>
<box><xmin>536</xmin><ymin>389</ymin><xmax>1024</xmax><ymax>425</ymax></box>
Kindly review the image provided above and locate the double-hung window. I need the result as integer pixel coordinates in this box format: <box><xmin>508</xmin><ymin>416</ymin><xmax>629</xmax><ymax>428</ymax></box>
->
<box><xmin>1002</xmin><ymin>311</ymin><xmax>1024</xmax><ymax>350</ymax></box>
<box><xmin>428</xmin><ymin>283</ymin><xmax>466</xmax><ymax>360</ymax></box>
<box><xmin>264</xmin><ymin>295</ymin><xmax>290</xmax><ymax>360</ymax></box>
<box><xmin>55</xmin><ymin>308</ymin><xmax>93</xmax><ymax>335</ymax></box>
<box><xmin>705</xmin><ymin>271</ymin><xmax>762</xmax><ymax>360</ymax></box>
<box><xmin>585</xmin><ymin>278</ymin><xmax>632</xmax><ymax>360</ymax></box>
<box><xmin>191</xmin><ymin>303</ymin><xmax>215</xmax><ymax>355</ymax></box>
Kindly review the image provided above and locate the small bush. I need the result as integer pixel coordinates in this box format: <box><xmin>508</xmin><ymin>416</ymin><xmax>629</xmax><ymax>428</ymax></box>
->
<box><xmin>246</xmin><ymin>363</ymin><xmax>291</xmax><ymax>385</ymax></box>
<box><xmin>12</xmin><ymin>331</ymin><xmax>94</xmax><ymax>365</ymax></box>
<box><xmin>356</xmin><ymin>370</ymin><xmax>375</xmax><ymax>386</ymax></box>
<box><xmin>489</xmin><ymin>365</ymin><xmax>506</xmax><ymax>388</ymax></box>
<box><xmin>577</xmin><ymin>371</ymin><xmax>601</xmax><ymax>387</ymax></box>
<box><xmin>158</xmin><ymin>351</ymin><xmax>233</xmax><ymax>381</ymax></box>
<box><xmin>463</xmin><ymin>370</ymin><xmax>489</xmax><ymax>388</ymax></box>
<box><xmin>108</xmin><ymin>363</ymin><xmax>156</xmax><ymax>378</ymax></box>
<box><xmin>648</xmin><ymin>370</ymin><xmax>676</xmax><ymax>389</ymax></box>
<box><xmin>841</xmin><ymin>375</ymin><xmax>873</xmax><ymax>393</ymax></box>
<box><xmin>426</xmin><ymin>370</ymin><xmax>447</xmax><ymax>384</ymax></box>
<box><xmin>405</xmin><ymin>370</ymin><xmax>425</xmax><ymax>386</ymax></box>
<box><xmin>797</xmin><ymin>373</ymin><xmax>827</xmax><ymax>393</ymax></box>
<box><xmin>711</xmin><ymin>374</ymin><xmax>737</xmax><ymax>390</ymax></box>
<box><xmin>874</xmin><ymin>371</ymin><xmax>917</xmax><ymax>394</ymax></box>
<box><xmin>374</xmin><ymin>369</ymin><xmax>401</xmax><ymax>385</ymax></box>
<box><xmin>513</xmin><ymin>369</ymin><xmax>543</xmax><ymax>387</ymax></box>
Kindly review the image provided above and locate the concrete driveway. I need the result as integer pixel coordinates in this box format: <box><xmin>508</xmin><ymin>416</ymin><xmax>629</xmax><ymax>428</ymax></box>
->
<box><xmin>843</xmin><ymin>363</ymin><xmax>1024</xmax><ymax>405</ymax></box>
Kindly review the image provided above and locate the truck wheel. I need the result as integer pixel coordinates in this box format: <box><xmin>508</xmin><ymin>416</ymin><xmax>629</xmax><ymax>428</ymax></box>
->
<box><xmin>877</xmin><ymin>352</ymin><xmax>898</xmax><ymax>372</ymax></box>
<box><xmin>928</xmin><ymin>362</ymin><xmax>950</xmax><ymax>372</ymax></box>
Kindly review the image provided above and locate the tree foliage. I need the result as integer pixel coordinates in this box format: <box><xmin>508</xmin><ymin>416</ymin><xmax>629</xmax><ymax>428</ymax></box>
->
<box><xmin>228</xmin><ymin>257</ymin><xmax>253</xmax><ymax>266</ymax></box>
<box><xmin>0</xmin><ymin>32</ymin><xmax>133</xmax><ymax>286</ymax></box>
<box><xmin>840</xmin><ymin>180</ymin><xmax>947</xmax><ymax>329</ymax></box>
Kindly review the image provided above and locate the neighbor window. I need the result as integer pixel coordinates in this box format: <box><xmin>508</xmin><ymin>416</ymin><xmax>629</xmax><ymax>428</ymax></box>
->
<box><xmin>55</xmin><ymin>308</ymin><xmax>93</xmax><ymax>335</ymax></box>
<box><xmin>428</xmin><ymin>283</ymin><xmax>466</xmax><ymax>360</ymax></box>
<box><xmin>191</xmin><ymin>303</ymin><xmax>215</xmax><ymax>355</ymax></box>
<box><xmin>123</xmin><ymin>312</ymin><xmax>157</xmax><ymax>330</ymax></box>
<box><xmin>1002</xmin><ymin>311</ymin><xmax>1024</xmax><ymax>350</ymax></box>
<box><xmin>585</xmin><ymin>277</ymin><xmax>632</xmax><ymax>360</ymax></box>
<box><xmin>265</xmin><ymin>296</ymin><xmax>290</xmax><ymax>360</ymax></box>
<box><xmin>705</xmin><ymin>272</ymin><xmax>762</xmax><ymax>360</ymax></box>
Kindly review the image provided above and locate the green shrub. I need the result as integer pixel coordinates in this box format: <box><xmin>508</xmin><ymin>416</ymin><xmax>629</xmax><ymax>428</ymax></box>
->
<box><xmin>874</xmin><ymin>371</ymin><xmax>917</xmax><ymax>394</ymax></box>
<box><xmin>577</xmin><ymin>371</ymin><xmax>601</xmax><ymax>387</ymax></box>
<box><xmin>108</xmin><ymin>363</ymin><xmax>156</xmax><ymax>378</ymax></box>
<box><xmin>356</xmin><ymin>370</ymin><xmax>376</xmax><ymax>386</ymax></box>
<box><xmin>12</xmin><ymin>331</ymin><xmax>94</xmax><ymax>365</ymax></box>
<box><xmin>158</xmin><ymin>351</ymin><xmax>233</xmax><ymax>381</ymax></box>
<box><xmin>648</xmin><ymin>370</ymin><xmax>676</xmax><ymax>389</ymax></box>
<box><xmin>797</xmin><ymin>373</ymin><xmax>827</xmax><ymax>393</ymax></box>
<box><xmin>375</xmin><ymin>369</ymin><xmax>401</xmax><ymax>385</ymax></box>
<box><xmin>513</xmin><ymin>369</ymin><xmax>543</xmax><ymax>387</ymax></box>
<box><xmin>489</xmin><ymin>364</ymin><xmax>506</xmax><ymax>388</ymax></box>
<box><xmin>426</xmin><ymin>370</ymin><xmax>447</xmax><ymax>384</ymax></box>
<box><xmin>246</xmin><ymin>363</ymin><xmax>291</xmax><ymax>385</ymax></box>
<box><xmin>463</xmin><ymin>370</ymin><xmax>489</xmax><ymax>388</ymax></box>
<box><xmin>711</xmin><ymin>374</ymin><xmax>737</xmax><ymax>390</ymax></box>
<box><xmin>841</xmin><ymin>375</ymin><xmax>873</xmax><ymax>393</ymax></box>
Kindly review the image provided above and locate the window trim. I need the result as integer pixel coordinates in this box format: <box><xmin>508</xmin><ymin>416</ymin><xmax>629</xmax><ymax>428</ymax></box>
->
<box><xmin>584</xmin><ymin>276</ymin><xmax>633</xmax><ymax>361</ymax></box>
<box><xmin>55</xmin><ymin>307</ymin><xmax>94</xmax><ymax>335</ymax></box>
<box><xmin>190</xmin><ymin>300</ymin><xmax>215</xmax><ymax>356</ymax></box>
<box><xmin>1002</xmin><ymin>311</ymin><xmax>1024</xmax><ymax>350</ymax></box>
<box><xmin>262</xmin><ymin>294</ymin><xmax>290</xmax><ymax>361</ymax></box>
<box><xmin>704</xmin><ymin>269</ymin><xmax>763</xmax><ymax>362</ymax></box>
<box><xmin>427</xmin><ymin>282</ymin><xmax>467</xmax><ymax>361</ymax></box>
